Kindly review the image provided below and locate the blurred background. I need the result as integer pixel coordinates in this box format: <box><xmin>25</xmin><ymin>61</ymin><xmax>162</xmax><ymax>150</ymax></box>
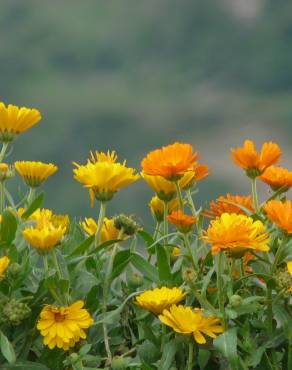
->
<box><xmin>1</xmin><ymin>0</ymin><xmax>292</xmax><ymax>226</ymax></box>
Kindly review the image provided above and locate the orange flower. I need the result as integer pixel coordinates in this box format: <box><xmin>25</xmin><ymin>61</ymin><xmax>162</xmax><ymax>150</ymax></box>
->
<box><xmin>259</xmin><ymin>166</ymin><xmax>292</xmax><ymax>191</ymax></box>
<box><xmin>141</xmin><ymin>142</ymin><xmax>198</xmax><ymax>180</ymax></box>
<box><xmin>167</xmin><ymin>210</ymin><xmax>197</xmax><ymax>233</ymax></box>
<box><xmin>194</xmin><ymin>163</ymin><xmax>209</xmax><ymax>181</ymax></box>
<box><xmin>264</xmin><ymin>199</ymin><xmax>292</xmax><ymax>234</ymax></box>
<box><xmin>204</xmin><ymin>193</ymin><xmax>254</xmax><ymax>218</ymax></box>
<box><xmin>231</xmin><ymin>139</ymin><xmax>281</xmax><ymax>177</ymax></box>
<box><xmin>180</xmin><ymin>163</ymin><xmax>210</xmax><ymax>190</ymax></box>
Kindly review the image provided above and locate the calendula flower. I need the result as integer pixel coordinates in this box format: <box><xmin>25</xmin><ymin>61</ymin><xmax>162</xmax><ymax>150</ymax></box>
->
<box><xmin>180</xmin><ymin>163</ymin><xmax>210</xmax><ymax>190</ymax></box>
<box><xmin>73</xmin><ymin>155</ymin><xmax>139</xmax><ymax>202</ymax></box>
<box><xmin>15</xmin><ymin>161</ymin><xmax>58</xmax><ymax>187</ymax></box>
<box><xmin>0</xmin><ymin>256</ymin><xmax>10</xmax><ymax>278</ymax></box>
<box><xmin>0</xmin><ymin>102</ymin><xmax>41</xmax><ymax>142</ymax></box>
<box><xmin>171</xmin><ymin>247</ymin><xmax>181</xmax><ymax>258</ymax></box>
<box><xmin>159</xmin><ymin>305</ymin><xmax>223</xmax><ymax>344</ymax></box>
<box><xmin>141</xmin><ymin>142</ymin><xmax>198</xmax><ymax>181</ymax></box>
<box><xmin>26</xmin><ymin>208</ymin><xmax>70</xmax><ymax>233</ymax></box>
<box><xmin>231</xmin><ymin>139</ymin><xmax>281</xmax><ymax>177</ymax></box>
<box><xmin>89</xmin><ymin>150</ymin><xmax>118</xmax><ymax>164</ymax></box>
<box><xmin>204</xmin><ymin>193</ymin><xmax>254</xmax><ymax>218</ymax></box>
<box><xmin>204</xmin><ymin>213</ymin><xmax>270</xmax><ymax>256</ymax></box>
<box><xmin>167</xmin><ymin>210</ymin><xmax>197</xmax><ymax>233</ymax></box>
<box><xmin>287</xmin><ymin>261</ymin><xmax>292</xmax><ymax>292</ymax></box>
<box><xmin>135</xmin><ymin>287</ymin><xmax>186</xmax><ymax>315</ymax></box>
<box><xmin>264</xmin><ymin>199</ymin><xmax>292</xmax><ymax>234</ymax></box>
<box><xmin>37</xmin><ymin>300</ymin><xmax>93</xmax><ymax>350</ymax></box>
<box><xmin>259</xmin><ymin>166</ymin><xmax>292</xmax><ymax>191</ymax></box>
<box><xmin>80</xmin><ymin>217</ymin><xmax>120</xmax><ymax>242</ymax></box>
<box><xmin>149</xmin><ymin>196</ymin><xmax>179</xmax><ymax>222</ymax></box>
<box><xmin>0</xmin><ymin>163</ymin><xmax>14</xmax><ymax>182</ymax></box>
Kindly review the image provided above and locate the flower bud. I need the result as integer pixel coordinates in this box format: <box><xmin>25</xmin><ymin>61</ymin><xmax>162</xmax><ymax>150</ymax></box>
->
<box><xmin>127</xmin><ymin>272</ymin><xmax>143</xmax><ymax>288</ymax></box>
<box><xmin>114</xmin><ymin>214</ymin><xmax>140</xmax><ymax>236</ymax></box>
<box><xmin>182</xmin><ymin>267</ymin><xmax>197</xmax><ymax>287</ymax></box>
<box><xmin>111</xmin><ymin>356</ymin><xmax>127</xmax><ymax>370</ymax></box>
<box><xmin>229</xmin><ymin>295</ymin><xmax>242</xmax><ymax>307</ymax></box>
<box><xmin>8</xmin><ymin>263</ymin><xmax>21</xmax><ymax>276</ymax></box>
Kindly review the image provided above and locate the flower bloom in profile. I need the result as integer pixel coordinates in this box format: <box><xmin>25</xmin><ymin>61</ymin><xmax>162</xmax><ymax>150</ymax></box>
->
<box><xmin>135</xmin><ymin>287</ymin><xmax>186</xmax><ymax>315</ymax></box>
<box><xmin>204</xmin><ymin>213</ymin><xmax>270</xmax><ymax>256</ymax></box>
<box><xmin>141</xmin><ymin>142</ymin><xmax>198</xmax><ymax>181</ymax></box>
<box><xmin>168</xmin><ymin>210</ymin><xmax>197</xmax><ymax>233</ymax></box>
<box><xmin>231</xmin><ymin>139</ymin><xmax>281</xmax><ymax>177</ymax></box>
<box><xmin>0</xmin><ymin>256</ymin><xmax>10</xmax><ymax>278</ymax></box>
<box><xmin>159</xmin><ymin>305</ymin><xmax>223</xmax><ymax>344</ymax></box>
<box><xmin>264</xmin><ymin>200</ymin><xmax>292</xmax><ymax>234</ymax></box>
<box><xmin>259</xmin><ymin>166</ymin><xmax>292</xmax><ymax>191</ymax></box>
<box><xmin>0</xmin><ymin>163</ymin><xmax>14</xmax><ymax>182</ymax></box>
<box><xmin>149</xmin><ymin>196</ymin><xmax>179</xmax><ymax>222</ymax></box>
<box><xmin>0</xmin><ymin>102</ymin><xmax>41</xmax><ymax>142</ymax></box>
<box><xmin>287</xmin><ymin>261</ymin><xmax>292</xmax><ymax>292</ymax></box>
<box><xmin>15</xmin><ymin>161</ymin><xmax>58</xmax><ymax>188</ymax></box>
<box><xmin>204</xmin><ymin>193</ymin><xmax>254</xmax><ymax>218</ymax></box>
<box><xmin>73</xmin><ymin>151</ymin><xmax>139</xmax><ymax>202</ymax></box>
<box><xmin>37</xmin><ymin>300</ymin><xmax>93</xmax><ymax>350</ymax></box>
<box><xmin>180</xmin><ymin>163</ymin><xmax>210</xmax><ymax>190</ymax></box>
<box><xmin>80</xmin><ymin>217</ymin><xmax>120</xmax><ymax>242</ymax></box>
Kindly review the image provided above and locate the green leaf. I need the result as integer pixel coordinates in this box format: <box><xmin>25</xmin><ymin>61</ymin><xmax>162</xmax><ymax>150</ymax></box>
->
<box><xmin>138</xmin><ymin>230</ymin><xmax>156</xmax><ymax>254</ymax></box>
<box><xmin>111</xmin><ymin>249</ymin><xmax>131</xmax><ymax>280</ymax></box>
<box><xmin>0</xmin><ymin>330</ymin><xmax>16</xmax><ymax>364</ymax></box>
<box><xmin>156</xmin><ymin>245</ymin><xmax>172</xmax><ymax>283</ymax></box>
<box><xmin>160</xmin><ymin>339</ymin><xmax>178</xmax><ymax>370</ymax></box>
<box><xmin>21</xmin><ymin>192</ymin><xmax>45</xmax><ymax>219</ymax></box>
<box><xmin>214</xmin><ymin>328</ymin><xmax>238</xmax><ymax>370</ymax></box>
<box><xmin>131</xmin><ymin>253</ymin><xmax>159</xmax><ymax>283</ymax></box>
<box><xmin>198</xmin><ymin>349</ymin><xmax>211</xmax><ymax>370</ymax></box>
<box><xmin>69</xmin><ymin>235</ymin><xmax>95</xmax><ymax>257</ymax></box>
<box><xmin>0</xmin><ymin>210</ymin><xmax>17</xmax><ymax>246</ymax></box>
<box><xmin>2</xmin><ymin>362</ymin><xmax>49</xmax><ymax>369</ymax></box>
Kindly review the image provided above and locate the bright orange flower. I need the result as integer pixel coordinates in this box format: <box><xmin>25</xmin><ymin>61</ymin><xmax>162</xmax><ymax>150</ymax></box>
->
<box><xmin>167</xmin><ymin>210</ymin><xmax>197</xmax><ymax>233</ymax></box>
<box><xmin>141</xmin><ymin>142</ymin><xmax>198</xmax><ymax>180</ymax></box>
<box><xmin>259</xmin><ymin>166</ymin><xmax>292</xmax><ymax>191</ymax></box>
<box><xmin>204</xmin><ymin>193</ymin><xmax>254</xmax><ymax>218</ymax></box>
<box><xmin>180</xmin><ymin>163</ymin><xmax>210</xmax><ymax>190</ymax></box>
<box><xmin>231</xmin><ymin>139</ymin><xmax>281</xmax><ymax>176</ymax></box>
<box><xmin>194</xmin><ymin>163</ymin><xmax>209</xmax><ymax>181</ymax></box>
<box><xmin>264</xmin><ymin>199</ymin><xmax>292</xmax><ymax>234</ymax></box>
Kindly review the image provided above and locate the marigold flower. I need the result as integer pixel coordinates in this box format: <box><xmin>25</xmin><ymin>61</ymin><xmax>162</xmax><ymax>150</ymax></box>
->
<box><xmin>141</xmin><ymin>142</ymin><xmax>198</xmax><ymax>180</ymax></box>
<box><xmin>26</xmin><ymin>208</ymin><xmax>70</xmax><ymax>233</ymax></box>
<box><xmin>259</xmin><ymin>166</ymin><xmax>292</xmax><ymax>191</ymax></box>
<box><xmin>159</xmin><ymin>305</ymin><xmax>223</xmax><ymax>344</ymax></box>
<box><xmin>204</xmin><ymin>213</ymin><xmax>270</xmax><ymax>256</ymax></box>
<box><xmin>171</xmin><ymin>247</ymin><xmax>181</xmax><ymax>258</ymax></box>
<box><xmin>264</xmin><ymin>199</ymin><xmax>292</xmax><ymax>234</ymax></box>
<box><xmin>15</xmin><ymin>161</ymin><xmax>58</xmax><ymax>187</ymax></box>
<box><xmin>80</xmin><ymin>217</ymin><xmax>120</xmax><ymax>242</ymax></box>
<box><xmin>180</xmin><ymin>163</ymin><xmax>210</xmax><ymax>190</ymax></box>
<box><xmin>204</xmin><ymin>193</ymin><xmax>254</xmax><ymax>218</ymax></box>
<box><xmin>89</xmin><ymin>150</ymin><xmax>118</xmax><ymax>164</ymax></box>
<box><xmin>287</xmin><ymin>261</ymin><xmax>292</xmax><ymax>292</ymax></box>
<box><xmin>167</xmin><ymin>210</ymin><xmax>197</xmax><ymax>233</ymax></box>
<box><xmin>0</xmin><ymin>163</ymin><xmax>14</xmax><ymax>182</ymax></box>
<box><xmin>73</xmin><ymin>157</ymin><xmax>139</xmax><ymax>202</ymax></box>
<box><xmin>0</xmin><ymin>256</ymin><xmax>10</xmax><ymax>278</ymax></box>
<box><xmin>231</xmin><ymin>139</ymin><xmax>281</xmax><ymax>177</ymax></box>
<box><xmin>149</xmin><ymin>196</ymin><xmax>179</xmax><ymax>222</ymax></box>
<box><xmin>37</xmin><ymin>300</ymin><xmax>93</xmax><ymax>350</ymax></box>
<box><xmin>0</xmin><ymin>102</ymin><xmax>41</xmax><ymax>142</ymax></box>
<box><xmin>135</xmin><ymin>287</ymin><xmax>186</xmax><ymax>315</ymax></box>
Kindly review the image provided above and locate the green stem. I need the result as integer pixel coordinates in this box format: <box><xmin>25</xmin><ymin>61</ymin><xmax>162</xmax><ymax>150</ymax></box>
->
<box><xmin>183</xmin><ymin>233</ymin><xmax>197</xmax><ymax>270</ymax></box>
<box><xmin>175</xmin><ymin>180</ymin><xmax>184</xmax><ymax>210</ymax></box>
<box><xmin>94</xmin><ymin>201</ymin><xmax>107</xmax><ymax>249</ymax></box>
<box><xmin>163</xmin><ymin>201</ymin><xmax>168</xmax><ymax>247</ymax></box>
<box><xmin>288</xmin><ymin>341</ymin><xmax>292</xmax><ymax>370</ymax></box>
<box><xmin>43</xmin><ymin>255</ymin><xmax>49</xmax><ymax>276</ymax></box>
<box><xmin>251</xmin><ymin>177</ymin><xmax>259</xmax><ymax>213</ymax></box>
<box><xmin>0</xmin><ymin>143</ymin><xmax>9</xmax><ymax>162</ymax></box>
<box><xmin>217</xmin><ymin>252</ymin><xmax>227</xmax><ymax>329</ymax></box>
<box><xmin>266</xmin><ymin>286</ymin><xmax>273</xmax><ymax>335</ymax></box>
<box><xmin>26</xmin><ymin>187</ymin><xmax>35</xmax><ymax>206</ymax></box>
<box><xmin>186</xmin><ymin>189</ymin><xmax>196</xmax><ymax>215</ymax></box>
<box><xmin>0</xmin><ymin>182</ymin><xmax>5</xmax><ymax>213</ymax></box>
<box><xmin>187</xmin><ymin>340</ymin><xmax>194</xmax><ymax>370</ymax></box>
<box><xmin>51</xmin><ymin>249</ymin><xmax>62</xmax><ymax>280</ymax></box>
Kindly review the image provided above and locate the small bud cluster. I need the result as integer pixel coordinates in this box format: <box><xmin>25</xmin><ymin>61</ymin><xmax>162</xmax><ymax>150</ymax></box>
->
<box><xmin>0</xmin><ymin>298</ymin><xmax>31</xmax><ymax>325</ymax></box>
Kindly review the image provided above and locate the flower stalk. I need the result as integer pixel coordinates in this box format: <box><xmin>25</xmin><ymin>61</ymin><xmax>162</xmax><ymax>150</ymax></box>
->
<box><xmin>95</xmin><ymin>201</ymin><xmax>107</xmax><ymax>248</ymax></box>
<box><xmin>251</xmin><ymin>177</ymin><xmax>260</xmax><ymax>213</ymax></box>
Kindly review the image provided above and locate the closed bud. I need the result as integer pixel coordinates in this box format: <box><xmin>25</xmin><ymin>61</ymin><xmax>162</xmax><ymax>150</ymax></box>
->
<box><xmin>8</xmin><ymin>263</ymin><xmax>21</xmax><ymax>276</ymax></box>
<box><xmin>114</xmin><ymin>214</ymin><xmax>140</xmax><ymax>236</ymax></box>
<box><xmin>127</xmin><ymin>272</ymin><xmax>143</xmax><ymax>288</ymax></box>
<box><xmin>183</xmin><ymin>267</ymin><xmax>197</xmax><ymax>287</ymax></box>
<box><xmin>229</xmin><ymin>295</ymin><xmax>242</xmax><ymax>307</ymax></box>
<box><xmin>111</xmin><ymin>356</ymin><xmax>127</xmax><ymax>370</ymax></box>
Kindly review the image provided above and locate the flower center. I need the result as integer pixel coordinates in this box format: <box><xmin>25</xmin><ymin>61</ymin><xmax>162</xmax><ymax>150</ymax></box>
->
<box><xmin>54</xmin><ymin>312</ymin><xmax>65</xmax><ymax>322</ymax></box>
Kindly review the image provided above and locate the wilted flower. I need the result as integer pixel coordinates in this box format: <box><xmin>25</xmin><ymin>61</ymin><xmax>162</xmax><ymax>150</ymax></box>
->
<box><xmin>15</xmin><ymin>161</ymin><xmax>58</xmax><ymax>187</ymax></box>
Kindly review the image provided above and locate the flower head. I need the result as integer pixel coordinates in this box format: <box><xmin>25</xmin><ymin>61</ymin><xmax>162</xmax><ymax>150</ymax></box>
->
<box><xmin>0</xmin><ymin>102</ymin><xmax>41</xmax><ymax>142</ymax></box>
<box><xmin>167</xmin><ymin>210</ymin><xmax>197</xmax><ymax>233</ymax></box>
<box><xmin>264</xmin><ymin>199</ymin><xmax>292</xmax><ymax>234</ymax></box>
<box><xmin>80</xmin><ymin>217</ymin><xmax>120</xmax><ymax>242</ymax></box>
<box><xmin>231</xmin><ymin>139</ymin><xmax>281</xmax><ymax>177</ymax></box>
<box><xmin>135</xmin><ymin>287</ymin><xmax>186</xmax><ymax>315</ymax></box>
<box><xmin>149</xmin><ymin>196</ymin><xmax>179</xmax><ymax>222</ymax></box>
<box><xmin>204</xmin><ymin>193</ymin><xmax>254</xmax><ymax>218</ymax></box>
<box><xmin>0</xmin><ymin>256</ymin><xmax>10</xmax><ymax>278</ymax></box>
<box><xmin>0</xmin><ymin>163</ymin><xmax>14</xmax><ymax>182</ymax></box>
<box><xmin>287</xmin><ymin>261</ymin><xmax>292</xmax><ymax>292</ymax></box>
<box><xmin>73</xmin><ymin>153</ymin><xmax>139</xmax><ymax>202</ymax></box>
<box><xmin>141</xmin><ymin>142</ymin><xmax>198</xmax><ymax>180</ymax></box>
<box><xmin>15</xmin><ymin>161</ymin><xmax>58</xmax><ymax>187</ymax></box>
<box><xmin>204</xmin><ymin>213</ymin><xmax>270</xmax><ymax>256</ymax></box>
<box><xmin>37</xmin><ymin>300</ymin><xmax>93</xmax><ymax>350</ymax></box>
<box><xmin>180</xmin><ymin>163</ymin><xmax>210</xmax><ymax>190</ymax></box>
<box><xmin>159</xmin><ymin>305</ymin><xmax>223</xmax><ymax>344</ymax></box>
<box><xmin>259</xmin><ymin>166</ymin><xmax>292</xmax><ymax>191</ymax></box>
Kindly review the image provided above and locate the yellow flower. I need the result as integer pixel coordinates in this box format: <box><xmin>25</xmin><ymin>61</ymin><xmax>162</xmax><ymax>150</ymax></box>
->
<box><xmin>0</xmin><ymin>163</ymin><xmax>14</xmax><ymax>182</ymax></box>
<box><xmin>172</xmin><ymin>247</ymin><xmax>181</xmax><ymax>257</ymax></box>
<box><xmin>73</xmin><ymin>154</ymin><xmax>139</xmax><ymax>202</ymax></box>
<box><xmin>0</xmin><ymin>102</ymin><xmax>41</xmax><ymax>142</ymax></box>
<box><xmin>89</xmin><ymin>150</ymin><xmax>118</xmax><ymax>163</ymax></box>
<box><xmin>159</xmin><ymin>305</ymin><xmax>223</xmax><ymax>344</ymax></box>
<box><xmin>37</xmin><ymin>300</ymin><xmax>94</xmax><ymax>351</ymax></box>
<box><xmin>204</xmin><ymin>213</ymin><xmax>270</xmax><ymax>256</ymax></box>
<box><xmin>135</xmin><ymin>287</ymin><xmax>186</xmax><ymax>315</ymax></box>
<box><xmin>287</xmin><ymin>261</ymin><xmax>292</xmax><ymax>292</ymax></box>
<box><xmin>0</xmin><ymin>256</ymin><xmax>10</xmax><ymax>278</ymax></box>
<box><xmin>15</xmin><ymin>161</ymin><xmax>58</xmax><ymax>187</ymax></box>
<box><xmin>149</xmin><ymin>196</ymin><xmax>179</xmax><ymax>222</ymax></box>
<box><xmin>80</xmin><ymin>217</ymin><xmax>120</xmax><ymax>243</ymax></box>
<box><xmin>26</xmin><ymin>208</ymin><xmax>70</xmax><ymax>233</ymax></box>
